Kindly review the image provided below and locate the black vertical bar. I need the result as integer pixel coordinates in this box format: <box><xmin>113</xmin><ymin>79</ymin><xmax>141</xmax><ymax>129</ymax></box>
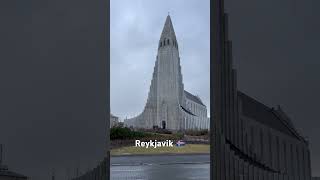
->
<box><xmin>105</xmin><ymin>0</ymin><xmax>110</xmax><ymax>179</ymax></box>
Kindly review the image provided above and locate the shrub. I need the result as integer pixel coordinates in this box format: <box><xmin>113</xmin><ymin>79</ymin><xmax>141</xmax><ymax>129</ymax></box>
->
<box><xmin>110</xmin><ymin>127</ymin><xmax>149</xmax><ymax>140</ymax></box>
<box><xmin>185</xmin><ymin>129</ymin><xmax>209</xmax><ymax>136</ymax></box>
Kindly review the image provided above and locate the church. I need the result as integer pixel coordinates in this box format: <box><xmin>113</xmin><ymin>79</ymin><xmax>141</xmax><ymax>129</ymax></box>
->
<box><xmin>124</xmin><ymin>15</ymin><xmax>210</xmax><ymax>130</ymax></box>
<box><xmin>212</xmin><ymin>0</ymin><xmax>312</xmax><ymax>179</ymax></box>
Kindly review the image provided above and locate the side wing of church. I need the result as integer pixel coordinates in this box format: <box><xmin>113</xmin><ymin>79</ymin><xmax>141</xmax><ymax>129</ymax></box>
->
<box><xmin>124</xmin><ymin>15</ymin><xmax>210</xmax><ymax>130</ymax></box>
<box><xmin>212</xmin><ymin>0</ymin><xmax>312</xmax><ymax>179</ymax></box>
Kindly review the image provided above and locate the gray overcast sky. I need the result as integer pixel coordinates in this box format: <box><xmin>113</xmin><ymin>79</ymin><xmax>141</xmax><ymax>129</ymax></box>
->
<box><xmin>110</xmin><ymin>0</ymin><xmax>210</xmax><ymax>119</ymax></box>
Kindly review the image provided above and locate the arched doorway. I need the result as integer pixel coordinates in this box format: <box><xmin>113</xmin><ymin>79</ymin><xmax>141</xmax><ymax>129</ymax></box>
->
<box><xmin>162</xmin><ymin>120</ymin><xmax>166</xmax><ymax>129</ymax></box>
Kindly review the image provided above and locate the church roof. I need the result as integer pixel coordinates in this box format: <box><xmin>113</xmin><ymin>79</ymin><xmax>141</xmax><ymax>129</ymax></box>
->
<box><xmin>238</xmin><ymin>91</ymin><xmax>305</xmax><ymax>141</ymax></box>
<box><xmin>0</xmin><ymin>170</ymin><xmax>27</xmax><ymax>179</ymax></box>
<box><xmin>184</xmin><ymin>90</ymin><xmax>205</xmax><ymax>106</ymax></box>
<box><xmin>180</xmin><ymin>105</ymin><xmax>196</xmax><ymax>116</ymax></box>
<box><xmin>160</xmin><ymin>15</ymin><xmax>177</xmax><ymax>41</ymax></box>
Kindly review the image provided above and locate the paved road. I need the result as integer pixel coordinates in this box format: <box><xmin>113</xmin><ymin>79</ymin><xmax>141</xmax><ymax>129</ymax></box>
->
<box><xmin>111</xmin><ymin>154</ymin><xmax>210</xmax><ymax>180</ymax></box>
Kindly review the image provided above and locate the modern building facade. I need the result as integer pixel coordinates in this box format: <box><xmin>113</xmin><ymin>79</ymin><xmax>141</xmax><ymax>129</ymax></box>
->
<box><xmin>124</xmin><ymin>15</ymin><xmax>209</xmax><ymax>130</ymax></box>
<box><xmin>212</xmin><ymin>0</ymin><xmax>312</xmax><ymax>179</ymax></box>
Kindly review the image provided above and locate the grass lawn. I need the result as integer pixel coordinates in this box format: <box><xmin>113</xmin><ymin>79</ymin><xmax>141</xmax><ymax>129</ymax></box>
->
<box><xmin>111</xmin><ymin>144</ymin><xmax>210</xmax><ymax>156</ymax></box>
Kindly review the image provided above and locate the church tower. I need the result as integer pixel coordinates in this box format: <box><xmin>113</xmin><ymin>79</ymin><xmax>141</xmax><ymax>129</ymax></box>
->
<box><xmin>145</xmin><ymin>15</ymin><xmax>185</xmax><ymax>130</ymax></box>
<box><xmin>156</xmin><ymin>15</ymin><xmax>185</xmax><ymax>129</ymax></box>
<box><xmin>124</xmin><ymin>15</ymin><xmax>209</xmax><ymax>131</ymax></box>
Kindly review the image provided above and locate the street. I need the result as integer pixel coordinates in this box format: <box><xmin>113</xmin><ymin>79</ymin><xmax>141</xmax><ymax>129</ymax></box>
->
<box><xmin>111</xmin><ymin>154</ymin><xmax>210</xmax><ymax>180</ymax></box>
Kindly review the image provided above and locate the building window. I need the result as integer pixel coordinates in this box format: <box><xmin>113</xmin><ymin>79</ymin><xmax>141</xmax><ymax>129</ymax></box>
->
<box><xmin>245</xmin><ymin>133</ymin><xmax>248</xmax><ymax>153</ymax></box>
<box><xmin>167</xmin><ymin>39</ymin><xmax>170</xmax><ymax>45</ymax></box>
<box><xmin>283</xmin><ymin>141</ymin><xmax>287</xmax><ymax>172</ymax></box>
<box><xmin>260</xmin><ymin>129</ymin><xmax>263</xmax><ymax>160</ymax></box>
<box><xmin>251</xmin><ymin>127</ymin><xmax>254</xmax><ymax>156</ymax></box>
<box><xmin>296</xmin><ymin>147</ymin><xmax>300</xmax><ymax>177</ymax></box>
<box><xmin>276</xmin><ymin>136</ymin><xmax>280</xmax><ymax>169</ymax></box>
<box><xmin>302</xmin><ymin>147</ymin><xmax>305</xmax><ymax>178</ymax></box>
<box><xmin>290</xmin><ymin>144</ymin><xmax>294</xmax><ymax>173</ymax></box>
<box><xmin>269</xmin><ymin>132</ymin><xmax>272</xmax><ymax>166</ymax></box>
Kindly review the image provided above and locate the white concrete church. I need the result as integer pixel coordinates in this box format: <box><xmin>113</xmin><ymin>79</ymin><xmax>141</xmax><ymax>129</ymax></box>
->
<box><xmin>124</xmin><ymin>15</ymin><xmax>210</xmax><ymax>131</ymax></box>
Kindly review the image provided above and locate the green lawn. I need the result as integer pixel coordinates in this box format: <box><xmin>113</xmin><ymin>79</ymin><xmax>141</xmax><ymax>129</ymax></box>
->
<box><xmin>111</xmin><ymin>144</ymin><xmax>210</xmax><ymax>156</ymax></box>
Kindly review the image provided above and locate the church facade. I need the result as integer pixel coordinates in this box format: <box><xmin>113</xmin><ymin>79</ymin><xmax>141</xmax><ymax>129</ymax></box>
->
<box><xmin>212</xmin><ymin>1</ymin><xmax>312</xmax><ymax>179</ymax></box>
<box><xmin>124</xmin><ymin>15</ymin><xmax>209</xmax><ymax>130</ymax></box>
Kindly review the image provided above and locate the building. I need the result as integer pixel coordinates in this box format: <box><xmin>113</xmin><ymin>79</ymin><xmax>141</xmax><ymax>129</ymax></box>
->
<box><xmin>0</xmin><ymin>170</ymin><xmax>28</xmax><ymax>180</ymax></box>
<box><xmin>110</xmin><ymin>113</ymin><xmax>119</xmax><ymax>128</ymax></box>
<box><xmin>212</xmin><ymin>0</ymin><xmax>312</xmax><ymax>179</ymax></box>
<box><xmin>124</xmin><ymin>15</ymin><xmax>209</xmax><ymax>130</ymax></box>
<box><xmin>0</xmin><ymin>145</ymin><xmax>28</xmax><ymax>180</ymax></box>
<box><xmin>312</xmin><ymin>177</ymin><xmax>320</xmax><ymax>180</ymax></box>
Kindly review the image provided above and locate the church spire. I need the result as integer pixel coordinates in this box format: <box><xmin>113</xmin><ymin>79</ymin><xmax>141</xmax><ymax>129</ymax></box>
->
<box><xmin>159</xmin><ymin>15</ymin><xmax>178</xmax><ymax>49</ymax></box>
<box><xmin>160</xmin><ymin>15</ymin><xmax>177</xmax><ymax>41</ymax></box>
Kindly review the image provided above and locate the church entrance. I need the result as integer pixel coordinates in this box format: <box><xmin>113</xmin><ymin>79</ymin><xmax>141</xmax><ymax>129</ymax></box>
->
<box><xmin>162</xmin><ymin>121</ymin><xmax>166</xmax><ymax>129</ymax></box>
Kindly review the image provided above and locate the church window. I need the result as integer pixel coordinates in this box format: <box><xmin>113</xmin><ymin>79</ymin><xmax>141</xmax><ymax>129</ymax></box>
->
<box><xmin>245</xmin><ymin>133</ymin><xmax>248</xmax><ymax>153</ymax></box>
<box><xmin>290</xmin><ymin>144</ymin><xmax>294</xmax><ymax>173</ymax></box>
<box><xmin>302</xmin><ymin>147</ymin><xmax>305</xmax><ymax>178</ymax></box>
<box><xmin>283</xmin><ymin>141</ymin><xmax>287</xmax><ymax>172</ymax></box>
<box><xmin>276</xmin><ymin>136</ymin><xmax>280</xmax><ymax>169</ymax></box>
<box><xmin>269</xmin><ymin>132</ymin><xmax>273</xmax><ymax>166</ymax></box>
<box><xmin>167</xmin><ymin>39</ymin><xmax>170</xmax><ymax>45</ymax></box>
<box><xmin>251</xmin><ymin>127</ymin><xmax>254</xmax><ymax>154</ymax></box>
<box><xmin>296</xmin><ymin>147</ymin><xmax>300</xmax><ymax>177</ymax></box>
<box><xmin>260</xmin><ymin>129</ymin><xmax>263</xmax><ymax>159</ymax></box>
